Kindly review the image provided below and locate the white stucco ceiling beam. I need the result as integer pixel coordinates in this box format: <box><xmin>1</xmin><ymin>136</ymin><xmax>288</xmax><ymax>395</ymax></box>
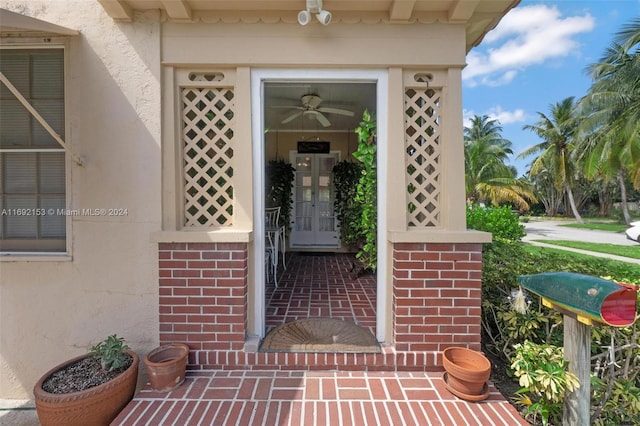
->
<box><xmin>161</xmin><ymin>0</ymin><xmax>193</xmax><ymax>21</ymax></box>
<box><xmin>389</xmin><ymin>0</ymin><xmax>416</xmax><ymax>23</ymax></box>
<box><xmin>448</xmin><ymin>0</ymin><xmax>479</xmax><ymax>23</ymax></box>
<box><xmin>97</xmin><ymin>0</ymin><xmax>134</xmax><ymax>22</ymax></box>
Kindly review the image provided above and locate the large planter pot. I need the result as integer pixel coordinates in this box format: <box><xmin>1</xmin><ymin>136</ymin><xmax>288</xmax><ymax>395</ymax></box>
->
<box><xmin>442</xmin><ymin>346</ymin><xmax>491</xmax><ymax>401</ymax></box>
<box><xmin>33</xmin><ymin>350</ymin><xmax>139</xmax><ymax>426</ymax></box>
<box><xmin>144</xmin><ymin>343</ymin><xmax>189</xmax><ymax>392</ymax></box>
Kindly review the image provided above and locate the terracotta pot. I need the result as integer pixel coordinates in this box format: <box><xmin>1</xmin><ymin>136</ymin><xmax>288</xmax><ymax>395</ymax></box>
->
<box><xmin>144</xmin><ymin>343</ymin><xmax>189</xmax><ymax>392</ymax></box>
<box><xmin>442</xmin><ymin>347</ymin><xmax>491</xmax><ymax>400</ymax></box>
<box><xmin>33</xmin><ymin>350</ymin><xmax>139</xmax><ymax>426</ymax></box>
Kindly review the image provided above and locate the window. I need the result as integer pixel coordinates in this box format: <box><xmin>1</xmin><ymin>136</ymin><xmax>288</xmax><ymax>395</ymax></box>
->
<box><xmin>0</xmin><ymin>48</ymin><xmax>66</xmax><ymax>252</ymax></box>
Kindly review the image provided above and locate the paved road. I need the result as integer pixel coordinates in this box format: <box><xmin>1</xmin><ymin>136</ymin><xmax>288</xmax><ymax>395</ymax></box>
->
<box><xmin>522</xmin><ymin>220</ymin><xmax>640</xmax><ymax>265</ymax></box>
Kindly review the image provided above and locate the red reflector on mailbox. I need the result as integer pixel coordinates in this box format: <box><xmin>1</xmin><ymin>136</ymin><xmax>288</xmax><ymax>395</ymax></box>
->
<box><xmin>517</xmin><ymin>272</ymin><xmax>638</xmax><ymax>327</ymax></box>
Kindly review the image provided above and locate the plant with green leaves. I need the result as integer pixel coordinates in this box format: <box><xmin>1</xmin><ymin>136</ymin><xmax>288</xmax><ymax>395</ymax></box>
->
<box><xmin>592</xmin><ymin>377</ymin><xmax>640</xmax><ymax>425</ymax></box>
<box><xmin>466</xmin><ymin>205</ymin><xmax>525</xmax><ymax>242</ymax></box>
<box><xmin>511</xmin><ymin>341</ymin><xmax>581</xmax><ymax>426</ymax></box>
<box><xmin>89</xmin><ymin>334</ymin><xmax>131</xmax><ymax>372</ymax></box>
<box><xmin>352</xmin><ymin>110</ymin><xmax>377</xmax><ymax>271</ymax></box>
<box><xmin>265</xmin><ymin>159</ymin><xmax>295</xmax><ymax>232</ymax></box>
<box><xmin>332</xmin><ymin>160</ymin><xmax>364</xmax><ymax>250</ymax></box>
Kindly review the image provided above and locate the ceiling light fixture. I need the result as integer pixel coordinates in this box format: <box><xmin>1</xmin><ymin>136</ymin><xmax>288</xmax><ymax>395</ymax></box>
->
<box><xmin>298</xmin><ymin>0</ymin><xmax>332</xmax><ymax>26</ymax></box>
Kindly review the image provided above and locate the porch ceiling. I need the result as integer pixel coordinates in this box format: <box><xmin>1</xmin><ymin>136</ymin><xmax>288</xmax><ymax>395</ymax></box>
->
<box><xmin>97</xmin><ymin>0</ymin><xmax>520</xmax><ymax>51</ymax></box>
<box><xmin>0</xmin><ymin>8</ymin><xmax>79</xmax><ymax>37</ymax></box>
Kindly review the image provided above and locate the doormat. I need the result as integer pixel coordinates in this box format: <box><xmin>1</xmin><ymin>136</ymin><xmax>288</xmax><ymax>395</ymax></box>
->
<box><xmin>260</xmin><ymin>318</ymin><xmax>380</xmax><ymax>353</ymax></box>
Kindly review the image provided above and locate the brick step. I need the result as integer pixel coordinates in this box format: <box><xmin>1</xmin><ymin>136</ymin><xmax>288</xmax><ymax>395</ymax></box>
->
<box><xmin>186</xmin><ymin>346</ymin><xmax>444</xmax><ymax>372</ymax></box>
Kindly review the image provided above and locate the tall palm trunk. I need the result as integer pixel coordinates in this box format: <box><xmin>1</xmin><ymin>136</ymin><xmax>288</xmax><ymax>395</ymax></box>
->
<box><xmin>617</xmin><ymin>170</ymin><xmax>631</xmax><ymax>225</ymax></box>
<box><xmin>564</xmin><ymin>183</ymin><xmax>584</xmax><ymax>223</ymax></box>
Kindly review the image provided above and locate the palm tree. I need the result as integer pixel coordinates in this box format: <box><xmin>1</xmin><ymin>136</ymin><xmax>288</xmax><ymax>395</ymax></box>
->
<box><xmin>576</xmin><ymin>18</ymin><xmax>640</xmax><ymax>223</ymax></box>
<box><xmin>519</xmin><ymin>97</ymin><xmax>584</xmax><ymax>223</ymax></box>
<box><xmin>464</xmin><ymin>115</ymin><xmax>535</xmax><ymax>210</ymax></box>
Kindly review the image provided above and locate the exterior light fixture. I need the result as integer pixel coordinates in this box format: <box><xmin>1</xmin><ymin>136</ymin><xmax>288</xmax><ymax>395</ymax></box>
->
<box><xmin>298</xmin><ymin>0</ymin><xmax>332</xmax><ymax>26</ymax></box>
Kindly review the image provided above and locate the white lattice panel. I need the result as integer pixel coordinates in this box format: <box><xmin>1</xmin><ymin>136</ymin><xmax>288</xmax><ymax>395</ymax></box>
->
<box><xmin>404</xmin><ymin>87</ymin><xmax>441</xmax><ymax>227</ymax></box>
<box><xmin>182</xmin><ymin>87</ymin><xmax>235</xmax><ymax>226</ymax></box>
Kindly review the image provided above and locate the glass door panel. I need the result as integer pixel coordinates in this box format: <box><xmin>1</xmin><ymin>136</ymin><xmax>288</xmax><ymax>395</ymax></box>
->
<box><xmin>290</xmin><ymin>152</ymin><xmax>340</xmax><ymax>248</ymax></box>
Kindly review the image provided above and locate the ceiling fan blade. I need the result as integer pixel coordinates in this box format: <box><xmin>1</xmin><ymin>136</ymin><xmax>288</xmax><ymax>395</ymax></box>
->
<box><xmin>315</xmin><ymin>112</ymin><xmax>331</xmax><ymax>127</ymax></box>
<box><xmin>281</xmin><ymin>111</ymin><xmax>303</xmax><ymax>124</ymax></box>
<box><xmin>317</xmin><ymin>107</ymin><xmax>355</xmax><ymax>117</ymax></box>
<box><xmin>271</xmin><ymin>105</ymin><xmax>304</xmax><ymax>109</ymax></box>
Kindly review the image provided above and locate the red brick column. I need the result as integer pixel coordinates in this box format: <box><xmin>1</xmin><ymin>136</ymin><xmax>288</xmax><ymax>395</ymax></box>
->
<box><xmin>393</xmin><ymin>243</ymin><xmax>483</xmax><ymax>364</ymax></box>
<box><xmin>158</xmin><ymin>242</ymin><xmax>248</xmax><ymax>369</ymax></box>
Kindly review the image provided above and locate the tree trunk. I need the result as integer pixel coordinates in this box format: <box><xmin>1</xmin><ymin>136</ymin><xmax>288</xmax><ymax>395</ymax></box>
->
<box><xmin>565</xmin><ymin>183</ymin><xmax>584</xmax><ymax>224</ymax></box>
<box><xmin>617</xmin><ymin>171</ymin><xmax>631</xmax><ymax>225</ymax></box>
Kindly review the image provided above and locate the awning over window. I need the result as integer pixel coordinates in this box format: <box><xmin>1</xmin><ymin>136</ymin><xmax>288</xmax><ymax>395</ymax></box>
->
<box><xmin>0</xmin><ymin>8</ymin><xmax>79</xmax><ymax>38</ymax></box>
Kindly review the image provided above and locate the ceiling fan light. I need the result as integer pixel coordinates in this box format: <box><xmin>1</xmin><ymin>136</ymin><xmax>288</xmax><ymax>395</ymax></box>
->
<box><xmin>316</xmin><ymin>10</ymin><xmax>332</xmax><ymax>26</ymax></box>
<box><xmin>297</xmin><ymin>10</ymin><xmax>311</xmax><ymax>25</ymax></box>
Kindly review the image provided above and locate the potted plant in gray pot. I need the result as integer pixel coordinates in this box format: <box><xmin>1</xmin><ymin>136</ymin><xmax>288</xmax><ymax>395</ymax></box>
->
<box><xmin>33</xmin><ymin>334</ymin><xmax>139</xmax><ymax>426</ymax></box>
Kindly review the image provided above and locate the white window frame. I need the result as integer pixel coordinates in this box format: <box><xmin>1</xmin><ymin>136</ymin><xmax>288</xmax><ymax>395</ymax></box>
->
<box><xmin>0</xmin><ymin>43</ymin><xmax>72</xmax><ymax>259</ymax></box>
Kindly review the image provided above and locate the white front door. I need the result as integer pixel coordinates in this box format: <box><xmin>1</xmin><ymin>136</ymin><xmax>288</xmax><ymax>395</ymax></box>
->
<box><xmin>290</xmin><ymin>151</ymin><xmax>340</xmax><ymax>248</ymax></box>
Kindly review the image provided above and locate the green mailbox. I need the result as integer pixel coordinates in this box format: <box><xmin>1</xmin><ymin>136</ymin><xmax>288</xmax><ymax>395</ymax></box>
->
<box><xmin>517</xmin><ymin>272</ymin><xmax>638</xmax><ymax>327</ymax></box>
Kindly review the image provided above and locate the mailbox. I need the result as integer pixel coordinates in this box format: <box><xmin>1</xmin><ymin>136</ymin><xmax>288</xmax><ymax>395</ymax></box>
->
<box><xmin>517</xmin><ymin>272</ymin><xmax>638</xmax><ymax>327</ymax></box>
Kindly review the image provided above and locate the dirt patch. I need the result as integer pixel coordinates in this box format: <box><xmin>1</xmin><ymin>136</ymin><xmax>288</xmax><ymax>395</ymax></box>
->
<box><xmin>42</xmin><ymin>355</ymin><xmax>133</xmax><ymax>394</ymax></box>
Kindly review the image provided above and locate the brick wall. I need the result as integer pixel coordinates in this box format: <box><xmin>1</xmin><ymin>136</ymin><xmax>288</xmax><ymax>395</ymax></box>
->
<box><xmin>158</xmin><ymin>242</ymin><xmax>248</xmax><ymax>368</ymax></box>
<box><xmin>392</xmin><ymin>243</ymin><xmax>483</xmax><ymax>364</ymax></box>
<box><xmin>157</xmin><ymin>241</ymin><xmax>484</xmax><ymax>371</ymax></box>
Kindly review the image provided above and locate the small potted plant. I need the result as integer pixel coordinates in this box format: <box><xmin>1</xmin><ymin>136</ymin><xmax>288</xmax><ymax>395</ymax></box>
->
<box><xmin>33</xmin><ymin>334</ymin><xmax>139</xmax><ymax>426</ymax></box>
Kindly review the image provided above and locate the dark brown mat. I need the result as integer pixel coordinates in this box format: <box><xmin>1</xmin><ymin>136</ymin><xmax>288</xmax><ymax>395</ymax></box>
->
<box><xmin>260</xmin><ymin>318</ymin><xmax>380</xmax><ymax>353</ymax></box>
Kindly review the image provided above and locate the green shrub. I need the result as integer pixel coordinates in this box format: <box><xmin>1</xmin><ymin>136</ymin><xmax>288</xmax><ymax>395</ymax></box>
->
<box><xmin>466</xmin><ymin>205</ymin><xmax>525</xmax><ymax>242</ymax></box>
<box><xmin>352</xmin><ymin>110</ymin><xmax>377</xmax><ymax>271</ymax></box>
<box><xmin>481</xmin><ymin>240</ymin><xmax>640</xmax><ymax>424</ymax></box>
<box><xmin>511</xmin><ymin>341</ymin><xmax>580</xmax><ymax>426</ymax></box>
<box><xmin>265</xmin><ymin>159</ymin><xmax>295</xmax><ymax>231</ymax></box>
<box><xmin>332</xmin><ymin>160</ymin><xmax>364</xmax><ymax>250</ymax></box>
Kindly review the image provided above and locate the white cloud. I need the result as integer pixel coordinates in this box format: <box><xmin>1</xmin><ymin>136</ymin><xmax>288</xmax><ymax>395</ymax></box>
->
<box><xmin>463</xmin><ymin>106</ymin><xmax>526</xmax><ymax>128</ymax></box>
<box><xmin>487</xmin><ymin>106</ymin><xmax>526</xmax><ymax>125</ymax></box>
<box><xmin>463</xmin><ymin>5</ymin><xmax>595</xmax><ymax>86</ymax></box>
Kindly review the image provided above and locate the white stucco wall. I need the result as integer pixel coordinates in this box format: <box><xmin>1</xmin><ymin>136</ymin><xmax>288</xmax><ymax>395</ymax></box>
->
<box><xmin>0</xmin><ymin>1</ymin><xmax>161</xmax><ymax>398</ymax></box>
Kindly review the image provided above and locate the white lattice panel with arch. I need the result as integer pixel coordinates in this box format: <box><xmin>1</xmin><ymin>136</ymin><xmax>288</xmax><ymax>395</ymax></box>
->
<box><xmin>182</xmin><ymin>84</ymin><xmax>235</xmax><ymax>227</ymax></box>
<box><xmin>403</xmin><ymin>79</ymin><xmax>442</xmax><ymax>227</ymax></box>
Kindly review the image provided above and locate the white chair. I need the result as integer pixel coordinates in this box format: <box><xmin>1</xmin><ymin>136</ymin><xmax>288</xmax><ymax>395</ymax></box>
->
<box><xmin>264</xmin><ymin>248</ymin><xmax>272</xmax><ymax>284</ymax></box>
<box><xmin>265</xmin><ymin>207</ymin><xmax>281</xmax><ymax>286</ymax></box>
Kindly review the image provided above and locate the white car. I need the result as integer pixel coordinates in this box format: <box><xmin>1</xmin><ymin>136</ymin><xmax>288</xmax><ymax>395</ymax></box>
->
<box><xmin>626</xmin><ymin>221</ymin><xmax>640</xmax><ymax>243</ymax></box>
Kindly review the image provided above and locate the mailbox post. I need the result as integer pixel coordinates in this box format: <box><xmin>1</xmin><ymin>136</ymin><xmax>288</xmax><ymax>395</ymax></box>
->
<box><xmin>517</xmin><ymin>272</ymin><xmax>638</xmax><ymax>426</ymax></box>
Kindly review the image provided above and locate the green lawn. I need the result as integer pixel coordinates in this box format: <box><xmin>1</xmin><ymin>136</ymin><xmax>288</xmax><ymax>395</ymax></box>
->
<box><xmin>531</xmin><ymin>239</ymin><xmax>640</xmax><ymax>260</ymax></box>
<box><xmin>523</xmin><ymin>245</ymin><xmax>640</xmax><ymax>268</ymax></box>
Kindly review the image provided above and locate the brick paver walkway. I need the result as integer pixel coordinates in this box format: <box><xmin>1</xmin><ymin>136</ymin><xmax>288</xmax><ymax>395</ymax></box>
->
<box><xmin>114</xmin><ymin>370</ymin><xmax>529</xmax><ymax>425</ymax></box>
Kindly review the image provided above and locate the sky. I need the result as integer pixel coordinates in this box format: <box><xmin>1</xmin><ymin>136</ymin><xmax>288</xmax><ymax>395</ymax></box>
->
<box><xmin>462</xmin><ymin>0</ymin><xmax>640</xmax><ymax>176</ymax></box>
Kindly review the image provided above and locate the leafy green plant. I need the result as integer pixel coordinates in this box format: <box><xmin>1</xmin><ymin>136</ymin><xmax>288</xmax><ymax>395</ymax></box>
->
<box><xmin>511</xmin><ymin>341</ymin><xmax>580</xmax><ymax>426</ymax></box>
<box><xmin>592</xmin><ymin>377</ymin><xmax>640</xmax><ymax>425</ymax></box>
<box><xmin>89</xmin><ymin>335</ymin><xmax>131</xmax><ymax>372</ymax></box>
<box><xmin>265</xmin><ymin>159</ymin><xmax>295</xmax><ymax>232</ymax></box>
<box><xmin>466</xmin><ymin>205</ymin><xmax>525</xmax><ymax>242</ymax></box>
<box><xmin>352</xmin><ymin>110</ymin><xmax>377</xmax><ymax>271</ymax></box>
<box><xmin>479</xmin><ymin>230</ymin><xmax>640</xmax><ymax>423</ymax></box>
<box><xmin>332</xmin><ymin>160</ymin><xmax>364</xmax><ymax>250</ymax></box>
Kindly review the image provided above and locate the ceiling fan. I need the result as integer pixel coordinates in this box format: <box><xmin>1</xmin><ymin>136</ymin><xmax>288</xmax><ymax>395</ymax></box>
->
<box><xmin>277</xmin><ymin>94</ymin><xmax>355</xmax><ymax>127</ymax></box>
